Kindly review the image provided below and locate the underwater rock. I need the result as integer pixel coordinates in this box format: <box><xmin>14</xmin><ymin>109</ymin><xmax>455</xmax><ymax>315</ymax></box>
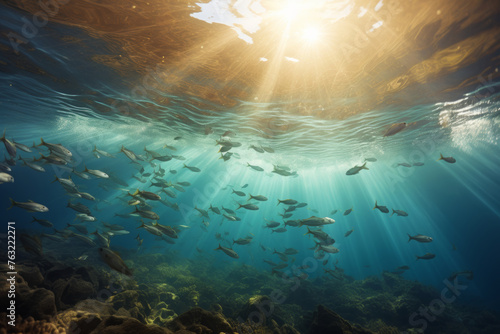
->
<box><xmin>167</xmin><ymin>307</ymin><xmax>234</xmax><ymax>334</ymax></box>
<box><xmin>307</xmin><ymin>305</ymin><xmax>373</xmax><ymax>334</ymax></box>
<box><xmin>69</xmin><ymin>315</ymin><xmax>171</xmax><ymax>334</ymax></box>
<box><xmin>17</xmin><ymin>264</ymin><xmax>44</xmax><ymax>287</ymax></box>
<box><xmin>148</xmin><ymin>301</ymin><xmax>178</xmax><ymax>326</ymax></box>
<box><xmin>61</xmin><ymin>275</ymin><xmax>97</xmax><ymax>306</ymax></box>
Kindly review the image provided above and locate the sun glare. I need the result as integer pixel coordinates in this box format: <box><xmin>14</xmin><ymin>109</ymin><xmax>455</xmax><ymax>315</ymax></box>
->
<box><xmin>302</xmin><ymin>26</ymin><xmax>321</xmax><ymax>42</ymax></box>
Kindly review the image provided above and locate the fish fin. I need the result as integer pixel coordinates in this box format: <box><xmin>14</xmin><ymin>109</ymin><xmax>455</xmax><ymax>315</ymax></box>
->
<box><xmin>373</xmin><ymin>200</ymin><xmax>377</xmax><ymax>210</ymax></box>
<box><xmin>214</xmin><ymin>243</ymin><xmax>222</xmax><ymax>250</ymax></box>
<box><xmin>408</xmin><ymin>234</ymin><xmax>412</xmax><ymax>242</ymax></box>
<box><xmin>0</xmin><ymin>129</ymin><xmax>6</xmax><ymax>141</ymax></box>
<box><xmin>361</xmin><ymin>162</ymin><xmax>369</xmax><ymax>170</ymax></box>
<box><xmin>391</xmin><ymin>209</ymin><xmax>395</xmax><ymax>217</ymax></box>
<box><xmin>93</xmin><ymin>145</ymin><xmax>97</xmax><ymax>152</ymax></box>
<box><xmin>415</xmin><ymin>255</ymin><xmax>420</xmax><ymax>261</ymax></box>
<box><xmin>437</xmin><ymin>153</ymin><xmax>443</xmax><ymax>161</ymax></box>
<box><xmin>39</xmin><ymin>137</ymin><xmax>45</xmax><ymax>146</ymax></box>
<box><xmin>183</xmin><ymin>164</ymin><xmax>187</xmax><ymax>168</ymax></box>
<box><xmin>7</xmin><ymin>198</ymin><xmax>15</xmax><ymax>210</ymax></box>
<box><xmin>277</xmin><ymin>199</ymin><xmax>281</xmax><ymax>206</ymax></box>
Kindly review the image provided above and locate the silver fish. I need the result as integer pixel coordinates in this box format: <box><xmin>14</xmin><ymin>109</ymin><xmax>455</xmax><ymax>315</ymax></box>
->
<box><xmin>8</xmin><ymin>198</ymin><xmax>48</xmax><ymax>212</ymax></box>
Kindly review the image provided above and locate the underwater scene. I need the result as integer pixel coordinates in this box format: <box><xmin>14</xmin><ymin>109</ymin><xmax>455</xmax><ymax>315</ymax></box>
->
<box><xmin>1</xmin><ymin>0</ymin><xmax>500</xmax><ymax>333</ymax></box>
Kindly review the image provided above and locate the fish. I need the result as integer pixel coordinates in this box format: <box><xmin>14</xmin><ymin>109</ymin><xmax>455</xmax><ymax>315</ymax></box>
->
<box><xmin>19</xmin><ymin>156</ymin><xmax>45</xmax><ymax>172</ymax></box>
<box><xmin>237</xmin><ymin>203</ymin><xmax>259</xmax><ymax>210</ymax></box>
<box><xmin>233</xmin><ymin>238</ymin><xmax>252</xmax><ymax>245</ymax></box>
<box><xmin>152</xmin><ymin>155</ymin><xmax>172</xmax><ymax>162</ymax></box>
<box><xmin>195</xmin><ymin>206</ymin><xmax>210</xmax><ymax>219</ymax></box>
<box><xmin>383</xmin><ymin>122</ymin><xmax>406</xmax><ymax>137</ymax></box>
<box><xmin>71</xmin><ymin>233</ymin><xmax>96</xmax><ymax>246</ymax></box>
<box><xmin>241</xmin><ymin>184</ymin><xmax>248</xmax><ymax>188</ymax></box>
<box><xmin>408</xmin><ymin>234</ymin><xmax>433</xmax><ymax>243</ymax></box>
<box><xmin>330</xmin><ymin>210</ymin><xmax>338</xmax><ymax>215</ymax></box>
<box><xmin>284</xmin><ymin>248</ymin><xmax>298</xmax><ymax>255</ymax></box>
<box><xmin>77</xmin><ymin>192</ymin><xmax>95</xmax><ymax>201</ymax></box>
<box><xmin>396</xmin><ymin>265</ymin><xmax>410</xmax><ymax>271</ymax></box>
<box><xmin>163</xmin><ymin>144</ymin><xmax>177</xmax><ymax>151</ymax></box>
<box><xmin>93</xmin><ymin>146</ymin><xmax>115</xmax><ymax>158</ymax></box>
<box><xmin>84</xmin><ymin>166</ymin><xmax>109</xmax><ymax>178</ymax></box>
<box><xmin>170</xmin><ymin>169</ymin><xmax>177</xmax><ymax>174</ymax></box>
<box><xmin>250</xmin><ymin>145</ymin><xmax>264</xmax><ymax>153</ymax></box>
<box><xmin>438</xmin><ymin>153</ymin><xmax>456</xmax><ymax>163</ymax></box>
<box><xmin>344</xmin><ymin>229</ymin><xmax>354</xmax><ymax>237</ymax></box>
<box><xmin>209</xmin><ymin>204</ymin><xmax>221</xmax><ymax>215</ymax></box>
<box><xmin>67</xmin><ymin>202</ymin><xmax>92</xmax><ymax>215</ymax></box>
<box><xmin>272</xmin><ymin>227</ymin><xmax>288</xmax><ymax>233</ymax></box>
<box><xmin>272</xmin><ymin>168</ymin><xmax>296</xmax><ymax>177</ymax></box>
<box><xmin>31</xmin><ymin>216</ymin><xmax>53</xmax><ymax>228</ymax></box>
<box><xmin>183</xmin><ymin>164</ymin><xmax>201</xmax><ymax>172</ymax></box>
<box><xmin>277</xmin><ymin>199</ymin><xmax>298</xmax><ymax>206</ymax></box>
<box><xmin>19</xmin><ymin>234</ymin><xmax>43</xmax><ymax>256</ymax></box>
<box><xmin>284</xmin><ymin>220</ymin><xmax>300</xmax><ymax>227</ymax></box>
<box><xmin>172</xmin><ymin>155</ymin><xmax>186</xmax><ymax>160</ymax></box>
<box><xmin>153</xmin><ymin>222</ymin><xmax>178</xmax><ymax>239</ymax></box>
<box><xmin>222</xmin><ymin>206</ymin><xmax>235</xmax><ymax>214</ymax></box>
<box><xmin>299</xmin><ymin>216</ymin><xmax>335</xmax><ymax>227</ymax></box>
<box><xmin>38</xmin><ymin>138</ymin><xmax>72</xmax><ymax>157</ymax></box>
<box><xmin>343</xmin><ymin>207</ymin><xmax>353</xmax><ymax>216</ymax></box>
<box><xmin>222</xmin><ymin>130</ymin><xmax>236</xmax><ymax>137</ymax></box>
<box><xmin>13</xmin><ymin>141</ymin><xmax>32</xmax><ymax>153</ymax></box>
<box><xmin>0</xmin><ymin>162</ymin><xmax>11</xmax><ymax>172</ymax></box>
<box><xmin>296</xmin><ymin>202</ymin><xmax>307</xmax><ymax>208</ymax></box>
<box><xmin>102</xmin><ymin>222</ymin><xmax>125</xmax><ymax>230</ymax></box>
<box><xmin>219</xmin><ymin>153</ymin><xmax>231</xmax><ymax>162</ymax></box>
<box><xmin>304</xmin><ymin>227</ymin><xmax>330</xmax><ymax>240</ymax></box>
<box><xmin>120</xmin><ymin>145</ymin><xmax>139</xmax><ymax>161</ymax></box>
<box><xmin>391</xmin><ymin>209</ymin><xmax>408</xmax><ymax>217</ymax></box>
<box><xmin>273</xmin><ymin>250</ymin><xmax>288</xmax><ymax>262</ymax></box>
<box><xmin>73</xmin><ymin>169</ymin><xmax>91</xmax><ymax>180</ymax></box>
<box><xmin>279</xmin><ymin>213</ymin><xmax>293</xmax><ymax>219</ymax></box>
<box><xmin>364</xmin><ymin>157</ymin><xmax>377</xmax><ymax>162</ymax></box>
<box><xmin>36</xmin><ymin>153</ymin><xmax>67</xmax><ymax>165</ymax></box>
<box><xmin>416</xmin><ymin>253</ymin><xmax>436</xmax><ymax>260</ymax></box>
<box><xmin>74</xmin><ymin>214</ymin><xmax>96</xmax><ymax>222</ymax></box>
<box><xmin>8</xmin><ymin>198</ymin><xmax>48</xmax><ymax>212</ymax></box>
<box><xmin>143</xmin><ymin>146</ymin><xmax>163</xmax><ymax>159</ymax></box>
<box><xmin>413</xmin><ymin>162</ymin><xmax>425</xmax><ymax>166</ymax></box>
<box><xmin>67</xmin><ymin>223</ymin><xmax>89</xmax><ymax>235</ymax></box>
<box><xmin>99</xmin><ymin>247</ymin><xmax>133</xmax><ymax>276</ymax></box>
<box><xmin>448</xmin><ymin>270</ymin><xmax>473</xmax><ymax>281</ymax></box>
<box><xmin>130</xmin><ymin>189</ymin><xmax>161</xmax><ymax>201</ymax></box>
<box><xmin>232</xmin><ymin>190</ymin><xmax>246</xmax><ymax>197</ymax></box>
<box><xmin>4</xmin><ymin>154</ymin><xmax>16</xmax><ymax>166</ymax></box>
<box><xmin>262</xmin><ymin>146</ymin><xmax>275</xmax><ymax>153</ymax></box>
<box><xmin>214</xmin><ymin>244</ymin><xmax>239</xmax><ymax>258</ymax></box>
<box><xmin>373</xmin><ymin>200</ymin><xmax>389</xmax><ymax>213</ymax></box>
<box><xmin>264</xmin><ymin>221</ymin><xmax>281</xmax><ymax>228</ymax></box>
<box><xmin>137</xmin><ymin>221</ymin><xmax>163</xmax><ymax>236</ymax></box>
<box><xmin>162</xmin><ymin>189</ymin><xmax>177</xmax><ymax>198</ymax></box>
<box><xmin>397</xmin><ymin>162</ymin><xmax>412</xmax><ymax>168</ymax></box>
<box><xmin>346</xmin><ymin>162</ymin><xmax>369</xmax><ymax>175</ymax></box>
<box><xmin>0</xmin><ymin>172</ymin><xmax>14</xmax><ymax>184</ymax></box>
<box><xmin>264</xmin><ymin>260</ymin><xmax>278</xmax><ymax>266</ymax></box>
<box><xmin>219</xmin><ymin>146</ymin><xmax>232</xmax><ymax>153</ymax></box>
<box><xmin>223</xmin><ymin>214</ymin><xmax>239</xmax><ymax>221</ymax></box>
<box><xmin>247</xmin><ymin>163</ymin><xmax>264</xmax><ymax>171</ymax></box>
<box><xmin>317</xmin><ymin>244</ymin><xmax>339</xmax><ymax>254</ymax></box>
<box><xmin>285</xmin><ymin>206</ymin><xmax>296</xmax><ymax>213</ymax></box>
<box><xmin>174</xmin><ymin>136</ymin><xmax>182</xmax><ymax>140</ymax></box>
<box><xmin>172</xmin><ymin>184</ymin><xmax>185</xmax><ymax>192</ymax></box>
<box><xmin>135</xmin><ymin>233</ymin><xmax>143</xmax><ymax>247</ymax></box>
<box><xmin>177</xmin><ymin>181</ymin><xmax>191</xmax><ymax>187</ymax></box>
<box><xmin>132</xmin><ymin>207</ymin><xmax>160</xmax><ymax>220</ymax></box>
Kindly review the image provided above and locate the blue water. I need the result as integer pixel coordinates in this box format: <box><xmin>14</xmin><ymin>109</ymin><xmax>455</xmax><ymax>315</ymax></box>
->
<box><xmin>1</xmin><ymin>0</ymin><xmax>500</xmax><ymax>326</ymax></box>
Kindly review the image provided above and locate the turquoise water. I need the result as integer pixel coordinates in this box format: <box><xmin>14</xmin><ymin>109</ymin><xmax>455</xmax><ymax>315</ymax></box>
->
<box><xmin>1</xmin><ymin>1</ymin><xmax>500</xmax><ymax>332</ymax></box>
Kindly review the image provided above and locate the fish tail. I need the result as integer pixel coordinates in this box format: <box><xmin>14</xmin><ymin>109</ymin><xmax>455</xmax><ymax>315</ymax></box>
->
<box><xmin>132</xmin><ymin>189</ymin><xmax>140</xmax><ymax>196</ymax></box>
<box><xmin>362</xmin><ymin>162</ymin><xmax>369</xmax><ymax>170</ymax></box>
<box><xmin>373</xmin><ymin>200</ymin><xmax>377</xmax><ymax>210</ymax></box>
<box><xmin>391</xmin><ymin>209</ymin><xmax>395</xmax><ymax>217</ymax></box>
<box><xmin>304</xmin><ymin>227</ymin><xmax>311</xmax><ymax>235</ymax></box>
<box><xmin>408</xmin><ymin>234</ymin><xmax>412</xmax><ymax>242</ymax></box>
<box><xmin>237</xmin><ymin>203</ymin><xmax>242</xmax><ymax>210</ymax></box>
<box><xmin>214</xmin><ymin>243</ymin><xmax>222</xmax><ymax>251</ymax></box>
<box><xmin>0</xmin><ymin>129</ymin><xmax>5</xmax><ymax>141</ymax></box>
<box><xmin>7</xmin><ymin>198</ymin><xmax>15</xmax><ymax>210</ymax></box>
<box><xmin>277</xmin><ymin>199</ymin><xmax>281</xmax><ymax>206</ymax></box>
<box><xmin>437</xmin><ymin>153</ymin><xmax>443</xmax><ymax>161</ymax></box>
<box><xmin>415</xmin><ymin>255</ymin><xmax>420</xmax><ymax>261</ymax></box>
<box><xmin>31</xmin><ymin>216</ymin><xmax>36</xmax><ymax>223</ymax></box>
<box><xmin>84</xmin><ymin>165</ymin><xmax>88</xmax><ymax>172</ymax></box>
<box><xmin>39</xmin><ymin>137</ymin><xmax>45</xmax><ymax>146</ymax></box>
<box><xmin>93</xmin><ymin>145</ymin><xmax>97</xmax><ymax>152</ymax></box>
<box><xmin>183</xmin><ymin>164</ymin><xmax>187</xmax><ymax>168</ymax></box>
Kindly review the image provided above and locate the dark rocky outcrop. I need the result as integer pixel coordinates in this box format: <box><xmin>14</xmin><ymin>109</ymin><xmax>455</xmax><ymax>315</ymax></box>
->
<box><xmin>307</xmin><ymin>305</ymin><xmax>374</xmax><ymax>334</ymax></box>
<box><xmin>167</xmin><ymin>307</ymin><xmax>234</xmax><ymax>334</ymax></box>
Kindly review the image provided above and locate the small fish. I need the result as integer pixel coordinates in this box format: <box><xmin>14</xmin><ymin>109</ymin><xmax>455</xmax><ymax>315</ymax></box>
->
<box><xmin>262</xmin><ymin>146</ymin><xmax>274</xmax><ymax>153</ymax></box>
<box><xmin>330</xmin><ymin>209</ymin><xmax>338</xmax><ymax>215</ymax></box>
<box><xmin>137</xmin><ymin>221</ymin><xmax>163</xmax><ymax>236</ymax></box>
<box><xmin>264</xmin><ymin>221</ymin><xmax>280</xmax><ymax>228</ymax></box>
<box><xmin>19</xmin><ymin>234</ymin><xmax>43</xmax><ymax>256</ymax></box>
<box><xmin>99</xmin><ymin>247</ymin><xmax>133</xmax><ymax>276</ymax></box>
<box><xmin>73</xmin><ymin>169</ymin><xmax>91</xmax><ymax>180</ymax></box>
<box><xmin>279</xmin><ymin>213</ymin><xmax>293</xmax><ymax>219</ymax></box>
<box><xmin>317</xmin><ymin>244</ymin><xmax>339</xmax><ymax>254</ymax></box>
<box><xmin>373</xmin><ymin>200</ymin><xmax>389</xmax><ymax>213</ymax></box>
<box><xmin>163</xmin><ymin>144</ymin><xmax>177</xmax><ymax>151</ymax></box>
<box><xmin>232</xmin><ymin>189</ymin><xmax>246</xmax><ymax>197</ymax></box>
<box><xmin>397</xmin><ymin>162</ymin><xmax>412</xmax><ymax>168</ymax></box>
<box><xmin>391</xmin><ymin>209</ymin><xmax>408</xmax><ymax>217</ymax></box>
<box><xmin>408</xmin><ymin>234</ymin><xmax>433</xmax><ymax>243</ymax></box>
<box><xmin>364</xmin><ymin>157</ymin><xmax>377</xmax><ymax>162</ymax></box>
<box><xmin>396</xmin><ymin>265</ymin><xmax>410</xmax><ymax>271</ymax></box>
<box><xmin>177</xmin><ymin>181</ymin><xmax>191</xmax><ymax>186</ymax></box>
<box><xmin>13</xmin><ymin>141</ymin><xmax>32</xmax><ymax>153</ymax></box>
<box><xmin>284</xmin><ymin>248</ymin><xmax>298</xmax><ymax>255</ymax></box>
<box><xmin>209</xmin><ymin>204</ymin><xmax>221</xmax><ymax>215</ymax></box>
<box><xmin>413</xmin><ymin>162</ymin><xmax>424</xmax><ymax>166</ymax></box>
<box><xmin>93</xmin><ymin>146</ymin><xmax>115</xmax><ymax>158</ymax></box>
<box><xmin>250</xmin><ymin>145</ymin><xmax>264</xmax><ymax>153</ymax></box>
<box><xmin>222</xmin><ymin>206</ymin><xmax>235</xmax><ymax>214</ymax></box>
<box><xmin>344</xmin><ymin>229</ymin><xmax>354</xmax><ymax>237</ymax></box>
<box><xmin>346</xmin><ymin>162</ymin><xmax>369</xmax><ymax>175</ymax></box>
<box><xmin>277</xmin><ymin>199</ymin><xmax>298</xmax><ymax>206</ymax></box>
<box><xmin>284</xmin><ymin>220</ymin><xmax>300</xmax><ymax>227</ymax></box>
<box><xmin>237</xmin><ymin>203</ymin><xmax>259</xmax><ymax>211</ymax></box>
<box><xmin>233</xmin><ymin>238</ymin><xmax>252</xmax><ymax>245</ymax></box>
<box><xmin>74</xmin><ymin>213</ymin><xmax>96</xmax><ymax>222</ymax></box>
<box><xmin>170</xmin><ymin>169</ymin><xmax>177</xmax><ymax>174</ymax></box>
<box><xmin>0</xmin><ymin>172</ymin><xmax>14</xmax><ymax>184</ymax></box>
<box><xmin>130</xmin><ymin>189</ymin><xmax>161</xmax><ymax>201</ymax></box>
<box><xmin>383</xmin><ymin>122</ymin><xmax>406</xmax><ymax>137</ymax></box>
<box><xmin>67</xmin><ymin>202</ymin><xmax>92</xmax><ymax>215</ymax></box>
<box><xmin>132</xmin><ymin>207</ymin><xmax>160</xmax><ymax>220</ymax></box>
<box><xmin>416</xmin><ymin>253</ymin><xmax>436</xmax><ymax>260</ymax></box>
<box><xmin>343</xmin><ymin>207</ymin><xmax>353</xmax><ymax>216</ymax></box>
<box><xmin>272</xmin><ymin>227</ymin><xmax>288</xmax><ymax>233</ymax></box>
<box><xmin>31</xmin><ymin>216</ymin><xmax>53</xmax><ymax>228</ymax></box>
<box><xmin>299</xmin><ymin>216</ymin><xmax>335</xmax><ymax>227</ymax></box>
<box><xmin>174</xmin><ymin>136</ymin><xmax>182</xmax><ymax>140</ymax></box>
<box><xmin>285</xmin><ymin>206</ymin><xmax>296</xmax><ymax>213</ymax></box>
<box><xmin>214</xmin><ymin>244</ymin><xmax>239</xmax><ymax>258</ymax></box>
<box><xmin>249</xmin><ymin>194</ymin><xmax>268</xmax><ymax>201</ymax></box>
<box><xmin>183</xmin><ymin>164</ymin><xmax>201</xmax><ymax>172</ymax></box>
<box><xmin>241</xmin><ymin>184</ymin><xmax>248</xmax><ymax>188</ymax></box>
<box><xmin>84</xmin><ymin>166</ymin><xmax>109</xmax><ymax>178</ymax></box>
<box><xmin>19</xmin><ymin>156</ymin><xmax>45</xmax><ymax>172</ymax></box>
<box><xmin>8</xmin><ymin>198</ymin><xmax>48</xmax><ymax>212</ymax></box>
<box><xmin>120</xmin><ymin>145</ymin><xmax>139</xmax><ymax>161</ymax></box>
<box><xmin>38</xmin><ymin>137</ymin><xmax>72</xmax><ymax>157</ymax></box>
<box><xmin>296</xmin><ymin>202</ymin><xmax>307</xmax><ymax>208</ymax></box>
<box><xmin>67</xmin><ymin>223</ymin><xmax>89</xmax><ymax>235</ymax></box>
<box><xmin>195</xmin><ymin>206</ymin><xmax>210</xmax><ymax>219</ymax></box>
<box><xmin>0</xmin><ymin>162</ymin><xmax>11</xmax><ymax>172</ymax></box>
<box><xmin>448</xmin><ymin>270</ymin><xmax>473</xmax><ymax>281</ymax></box>
<box><xmin>223</xmin><ymin>214</ymin><xmax>239</xmax><ymax>221</ymax></box>
<box><xmin>247</xmin><ymin>163</ymin><xmax>264</xmax><ymax>171</ymax></box>
<box><xmin>438</xmin><ymin>153</ymin><xmax>456</xmax><ymax>164</ymax></box>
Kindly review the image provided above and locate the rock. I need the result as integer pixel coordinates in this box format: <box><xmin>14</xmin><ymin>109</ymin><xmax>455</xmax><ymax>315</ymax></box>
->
<box><xmin>167</xmin><ymin>307</ymin><xmax>234</xmax><ymax>334</ymax></box>
<box><xmin>147</xmin><ymin>301</ymin><xmax>177</xmax><ymax>326</ymax></box>
<box><xmin>307</xmin><ymin>305</ymin><xmax>374</xmax><ymax>334</ymax></box>
<box><xmin>108</xmin><ymin>290</ymin><xmax>140</xmax><ymax>310</ymax></box>
<box><xmin>61</xmin><ymin>275</ymin><xmax>97</xmax><ymax>306</ymax></box>
<box><xmin>17</xmin><ymin>264</ymin><xmax>44</xmax><ymax>287</ymax></box>
<box><xmin>16</xmin><ymin>286</ymin><xmax>57</xmax><ymax>320</ymax></box>
<box><xmin>237</xmin><ymin>295</ymin><xmax>287</xmax><ymax>328</ymax></box>
<box><xmin>91</xmin><ymin>315</ymin><xmax>171</xmax><ymax>334</ymax></box>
